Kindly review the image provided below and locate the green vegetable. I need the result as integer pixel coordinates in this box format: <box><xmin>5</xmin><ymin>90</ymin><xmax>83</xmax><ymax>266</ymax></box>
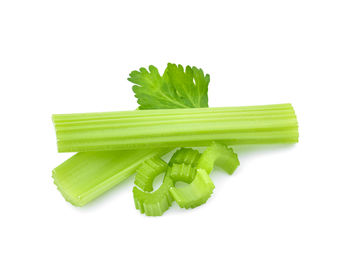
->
<box><xmin>128</xmin><ymin>63</ymin><xmax>209</xmax><ymax>109</ymax></box>
<box><xmin>168</xmin><ymin>148</ymin><xmax>201</xmax><ymax>167</ymax></box>
<box><xmin>169</xmin><ymin>163</ymin><xmax>197</xmax><ymax>184</ymax></box>
<box><xmin>52</xmin><ymin>63</ymin><xmax>208</xmax><ymax>206</ymax></box>
<box><xmin>53</xmin><ymin>104</ymin><xmax>298</xmax><ymax>152</ymax></box>
<box><xmin>134</xmin><ymin>156</ymin><xmax>168</xmax><ymax>192</ymax></box>
<box><xmin>52</xmin><ymin>63</ymin><xmax>298</xmax><ymax>212</ymax></box>
<box><xmin>133</xmin><ymin>147</ymin><xmax>203</xmax><ymax>216</ymax></box>
<box><xmin>168</xmin><ymin>143</ymin><xmax>238</xmax><ymax>210</ymax></box>
<box><xmin>169</xmin><ymin>169</ymin><xmax>215</xmax><ymax>209</ymax></box>
<box><xmin>167</xmin><ymin>147</ymin><xmax>201</xmax><ymax>183</ymax></box>
<box><xmin>197</xmin><ymin>142</ymin><xmax>240</xmax><ymax>175</ymax></box>
<box><xmin>52</xmin><ymin>149</ymin><xmax>168</xmax><ymax>206</ymax></box>
<box><xmin>133</xmin><ymin>174</ymin><xmax>174</xmax><ymax>216</ymax></box>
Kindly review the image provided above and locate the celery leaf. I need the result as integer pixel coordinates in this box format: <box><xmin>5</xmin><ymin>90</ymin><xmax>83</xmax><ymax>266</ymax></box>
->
<box><xmin>128</xmin><ymin>63</ymin><xmax>209</xmax><ymax>109</ymax></box>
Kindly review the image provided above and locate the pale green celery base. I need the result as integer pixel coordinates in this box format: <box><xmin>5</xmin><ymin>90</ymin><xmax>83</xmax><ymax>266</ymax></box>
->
<box><xmin>52</xmin><ymin>148</ymin><xmax>170</xmax><ymax>206</ymax></box>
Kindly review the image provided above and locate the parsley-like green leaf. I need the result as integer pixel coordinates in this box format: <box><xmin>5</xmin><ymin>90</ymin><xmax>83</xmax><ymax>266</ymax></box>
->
<box><xmin>128</xmin><ymin>63</ymin><xmax>209</xmax><ymax>109</ymax></box>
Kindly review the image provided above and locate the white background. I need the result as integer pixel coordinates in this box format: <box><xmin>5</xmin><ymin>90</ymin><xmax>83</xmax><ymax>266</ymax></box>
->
<box><xmin>1</xmin><ymin>1</ymin><xmax>349</xmax><ymax>266</ymax></box>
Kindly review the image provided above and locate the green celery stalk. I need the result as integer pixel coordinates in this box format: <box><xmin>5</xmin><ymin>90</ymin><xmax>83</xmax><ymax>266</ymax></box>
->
<box><xmin>53</xmin><ymin>103</ymin><xmax>298</xmax><ymax>153</ymax></box>
<box><xmin>52</xmin><ymin>148</ymin><xmax>169</xmax><ymax>206</ymax></box>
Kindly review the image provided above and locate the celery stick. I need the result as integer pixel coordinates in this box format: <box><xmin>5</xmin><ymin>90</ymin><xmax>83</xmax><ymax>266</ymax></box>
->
<box><xmin>53</xmin><ymin>104</ymin><xmax>298</xmax><ymax>152</ymax></box>
<box><xmin>52</xmin><ymin>149</ymin><xmax>168</xmax><ymax>206</ymax></box>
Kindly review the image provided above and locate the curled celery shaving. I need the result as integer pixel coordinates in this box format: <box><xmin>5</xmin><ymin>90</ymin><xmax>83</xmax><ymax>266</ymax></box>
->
<box><xmin>133</xmin><ymin>175</ymin><xmax>174</xmax><ymax>216</ymax></box>
<box><xmin>197</xmin><ymin>142</ymin><xmax>240</xmax><ymax>175</ymax></box>
<box><xmin>169</xmin><ymin>169</ymin><xmax>215</xmax><ymax>209</ymax></box>
<box><xmin>134</xmin><ymin>157</ymin><xmax>168</xmax><ymax>192</ymax></box>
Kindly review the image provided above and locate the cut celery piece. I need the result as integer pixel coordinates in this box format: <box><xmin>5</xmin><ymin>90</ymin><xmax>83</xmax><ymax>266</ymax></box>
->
<box><xmin>134</xmin><ymin>156</ymin><xmax>168</xmax><ymax>192</ymax></box>
<box><xmin>169</xmin><ymin>163</ymin><xmax>196</xmax><ymax>184</ymax></box>
<box><xmin>169</xmin><ymin>169</ymin><xmax>215</xmax><ymax>209</ymax></box>
<box><xmin>168</xmin><ymin>148</ymin><xmax>201</xmax><ymax>167</ymax></box>
<box><xmin>133</xmin><ymin>174</ymin><xmax>174</xmax><ymax>216</ymax></box>
<box><xmin>197</xmin><ymin>143</ymin><xmax>240</xmax><ymax>174</ymax></box>
<box><xmin>167</xmin><ymin>148</ymin><xmax>200</xmax><ymax>183</ymax></box>
<box><xmin>53</xmin><ymin>104</ymin><xmax>299</xmax><ymax>152</ymax></box>
<box><xmin>52</xmin><ymin>149</ymin><xmax>168</xmax><ymax>206</ymax></box>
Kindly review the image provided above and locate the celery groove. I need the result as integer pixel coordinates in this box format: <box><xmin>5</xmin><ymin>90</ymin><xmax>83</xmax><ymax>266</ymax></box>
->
<box><xmin>53</xmin><ymin>104</ymin><xmax>298</xmax><ymax>152</ymax></box>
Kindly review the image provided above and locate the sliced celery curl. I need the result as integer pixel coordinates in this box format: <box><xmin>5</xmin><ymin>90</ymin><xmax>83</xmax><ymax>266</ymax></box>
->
<box><xmin>169</xmin><ymin>169</ymin><xmax>215</xmax><ymax>209</ymax></box>
<box><xmin>53</xmin><ymin>104</ymin><xmax>299</xmax><ymax>153</ymax></box>
<box><xmin>133</xmin><ymin>175</ymin><xmax>174</xmax><ymax>216</ymax></box>
<box><xmin>133</xmin><ymin>148</ymin><xmax>201</xmax><ymax>216</ymax></box>
<box><xmin>134</xmin><ymin>157</ymin><xmax>168</xmax><ymax>192</ymax></box>
<box><xmin>168</xmin><ymin>144</ymin><xmax>239</xmax><ymax>209</ymax></box>
<box><xmin>52</xmin><ymin>149</ymin><xmax>168</xmax><ymax>206</ymax></box>
<box><xmin>133</xmin><ymin>156</ymin><xmax>174</xmax><ymax>216</ymax></box>
<box><xmin>167</xmin><ymin>148</ymin><xmax>200</xmax><ymax>183</ymax></box>
<box><xmin>169</xmin><ymin>163</ymin><xmax>197</xmax><ymax>184</ymax></box>
<box><xmin>168</xmin><ymin>148</ymin><xmax>201</xmax><ymax>167</ymax></box>
<box><xmin>197</xmin><ymin>143</ymin><xmax>240</xmax><ymax>174</ymax></box>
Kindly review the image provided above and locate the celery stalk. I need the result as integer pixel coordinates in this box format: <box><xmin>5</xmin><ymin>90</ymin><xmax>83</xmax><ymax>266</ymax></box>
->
<box><xmin>53</xmin><ymin>104</ymin><xmax>298</xmax><ymax>153</ymax></box>
<box><xmin>52</xmin><ymin>149</ymin><xmax>168</xmax><ymax>206</ymax></box>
